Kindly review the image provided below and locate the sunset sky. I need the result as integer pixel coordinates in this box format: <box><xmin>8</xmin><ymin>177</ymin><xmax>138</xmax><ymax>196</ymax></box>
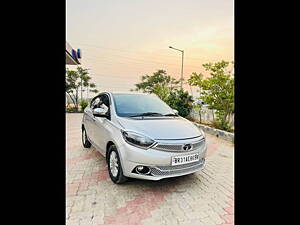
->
<box><xmin>66</xmin><ymin>0</ymin><xmax>234</xmax><ymax>96</ymax></box>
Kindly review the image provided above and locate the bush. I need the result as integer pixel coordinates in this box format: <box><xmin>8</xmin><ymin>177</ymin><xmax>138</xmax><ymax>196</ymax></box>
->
<box><xmin>166</xmin><ymin>89</ymin><xmax>192</xmax><ymax>117</ymax></box>
<box><xmin>66</xmin><ymin>106</ymin><xmax>78</xmax><ymax>113</ymax></box>
<box><xmin>80</xmin><ymin>100</ymin><xmax>89</xmax><ymax>111</ymax></box>
<box><xmin>211</xmin><ymin>119</ymin><xmax>233</xmax><ymax>132</ymax></box>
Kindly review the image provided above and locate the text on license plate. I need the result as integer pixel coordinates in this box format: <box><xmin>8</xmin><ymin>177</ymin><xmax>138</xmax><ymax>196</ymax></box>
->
<box><xmin>171</xmin><ymin>153</ymin><xmax>200</xmax><ymax>166</ymax></box>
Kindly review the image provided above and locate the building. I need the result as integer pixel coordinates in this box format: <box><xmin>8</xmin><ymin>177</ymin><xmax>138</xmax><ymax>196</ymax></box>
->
<box><xmin>66</xmin><ymin>42</ymin><xmax>81</xmax><ymax>65</ymax></box>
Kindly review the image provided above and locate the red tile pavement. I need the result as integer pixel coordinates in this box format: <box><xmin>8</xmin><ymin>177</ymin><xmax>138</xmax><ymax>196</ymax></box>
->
<box><xmin>221</xmin><ymin>195</ymin><xmax>234</xmax><ymax>225</ymax></box>
<box><xmin>67</xmin><ymin>151</ymin><xmax>101</xmax><ymax>165</ymax></box>
<box><xmin>67</xmin><ymin>169</ymin><xmax>109</xmax><ymax>196</ymax></box>
<box><xmin>221</xmin><ymin>214</ymin><xmax>234</xmax><ymax>224</ymax></box>
<box><xmin>206</xmin><ymin>142</ymin><xmax>219</xmax><ymax>157</ymax></box>
<box><xmin>224</xmin><ymin>206</ymin><xmax>234</xmax><ymax>215</ymax></box>
<box><xmin>102</xmin><ymin>185</ymin><xmax>176</xmax><ymax>225</ymax></box>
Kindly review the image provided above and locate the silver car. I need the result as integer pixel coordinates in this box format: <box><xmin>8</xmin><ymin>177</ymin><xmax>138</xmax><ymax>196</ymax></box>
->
<box><xmin>81</xmin><ymin>92</ymin><xmax>207</xmax><ymax>184</ymax></box>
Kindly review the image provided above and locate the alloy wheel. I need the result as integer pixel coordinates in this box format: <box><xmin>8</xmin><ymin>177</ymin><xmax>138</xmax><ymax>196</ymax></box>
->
<box><xmin>109</xmin><ymin>151</ymin><xmax>119</xmax><ymax>177</ymax></box>
<box><xmin>82</xmin><ymin>129</ymin><xmax>87</xmax><ymax>145</ymax></box>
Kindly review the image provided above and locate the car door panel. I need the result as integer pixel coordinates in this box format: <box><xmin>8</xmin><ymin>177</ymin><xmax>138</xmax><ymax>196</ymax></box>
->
<box><xmin>92</xmin><ymin>94</ymin><xmax>112</xmax><ymax>154</ymax></box>
<box><xmin>93</xmin><ymin>117</ymin><xmax>110</xmax><ymax>155</ymax></box>
<box><xmin>84</xmin><ymin>108</ymin><xmax>95</xmax><ymax>142</ymax></box>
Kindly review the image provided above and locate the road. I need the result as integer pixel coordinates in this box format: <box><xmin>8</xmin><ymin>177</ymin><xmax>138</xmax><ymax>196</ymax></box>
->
<box><xmin>66</xmin><ymin>113</ymin><xmax>234</xmax><ymax>225</ymax></box>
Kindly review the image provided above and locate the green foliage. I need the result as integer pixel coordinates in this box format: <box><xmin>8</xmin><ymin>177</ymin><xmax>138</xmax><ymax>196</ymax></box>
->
<box><xmin>66</xmin><ymin>67</ymin><xmax>98</xmax><ymax>112</ymax></box>
<box><xmin>188</xmin><ymin>72</ymin><xmax>204</xmax><ymax>87</ymax></box>
<box><xmin>134</xmin><ymin>70</ymin><xmax>180</xmax><ymax>99</ymax></box>
<box><xmin>166</xmin><ymin>89</ymin><xmax>193</xmax><ymax>117</ymax></box>
<box><xmin>192</xmin><ymin>102</ymin><xmax>204</xmax><ymax>123</ymax></box>
<box><xmin>211</xmin><ymin>118</ymin><xmax>233</xmax><ymax>132</ymax></box>
<box><xmin>80</xmin><ymin>100</ymin><xmax>89</xmax><ymax>111</ymax></box>
<box><xmin>66</xmin><ymin>106</ymin><xmax>77</xmax><ymax>113</ymax></box>
<box><xmin>152</xmin><ymin>85</ymin><xmax>170</xmax><ymax>102</ymax></box>
<box><xmin>188</xmin><ymin>60</ymin><xmax>234</xmax><ymax>131</ymax></box>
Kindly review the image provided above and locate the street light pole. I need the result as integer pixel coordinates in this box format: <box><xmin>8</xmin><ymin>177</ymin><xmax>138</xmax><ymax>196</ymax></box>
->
<box><xmin>169</xmin><ymin>46</ymin><xmax>184</xmax><ymax>89</ymax></box>
<box><xmin>181</xmin><ymin>50</ymin><xmax>184</xmax><ymax>89</ymax></box>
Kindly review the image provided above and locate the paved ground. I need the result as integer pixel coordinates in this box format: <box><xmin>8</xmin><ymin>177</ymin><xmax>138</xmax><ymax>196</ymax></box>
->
<box><xmin>66</xmin><ymin>113</ymin><xmax>234</xmax><ymax>225</ymax></box>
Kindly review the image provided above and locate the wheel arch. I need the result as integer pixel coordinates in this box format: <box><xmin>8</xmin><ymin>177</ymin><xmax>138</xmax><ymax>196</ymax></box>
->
<box><xmin>106</xmin><ymin>141</ymin><xmax>115</xmax><ymax>163</ymax></box>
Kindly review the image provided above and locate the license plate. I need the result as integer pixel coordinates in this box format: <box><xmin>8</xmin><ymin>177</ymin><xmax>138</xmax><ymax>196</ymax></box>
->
<box><xmin>171</xmin><ymin>153</ymin><xmax>200</xmax><ymax>166</ymax></box>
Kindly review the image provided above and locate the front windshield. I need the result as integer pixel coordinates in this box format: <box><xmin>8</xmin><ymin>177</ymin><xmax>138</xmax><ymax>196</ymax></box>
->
<box><xmin>112</xmin><ymin>94</ymin><xmax>174</xmax><ymax>117</ymax></box>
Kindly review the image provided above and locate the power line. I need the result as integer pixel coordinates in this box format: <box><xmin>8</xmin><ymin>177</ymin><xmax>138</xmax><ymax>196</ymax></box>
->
<box><xmin>82</xmin><ymin>57</ymin><xmax>201</xmax><ymax>79</ymax></box>
<box><xmin>71</xmin><ymin>42</ymin><xmax>206</xmax><ymax>61</ymax></box>
<box><xmin>82</xmin><ymin>62</ymin><xmax>177</xmax><ymax>77</ymax></box>
<box><xmin>92</xmin><ymin>74</ymin><xmax>140</xmax><ymax>80</ymax></box>
<box><xmin>82</xmin><ymin>57</ymin><xmax>200</xmax><ymax>77</ymax></box>
<box><xmin>83</xmin><ymin>52</ymin><xmax>200</xmax><ymax>69</ymax></box>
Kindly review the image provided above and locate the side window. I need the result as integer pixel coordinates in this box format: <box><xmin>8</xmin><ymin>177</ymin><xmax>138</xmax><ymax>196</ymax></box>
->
<box><xmin>100</xmin><ymin>95</ymin><xmax>110</xmax><ymax>109</ymax></box>
<box><xmin>90</xmin><ymin>94</ymin><xmax>110</xmax><ymax>111</ymax></box>
<box><xmin>90</xmin><ymin>96</ymin><xmax>101</xmax><ymax>109</ymax></box>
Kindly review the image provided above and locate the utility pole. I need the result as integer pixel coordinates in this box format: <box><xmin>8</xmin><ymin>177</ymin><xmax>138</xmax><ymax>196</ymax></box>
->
<box><xmin>169</xmin><ymin>46</ymin><xmax>184</xmax><ymax>89</ymax></box>
<box><xmin>181</xmin><ymin>50</ymin><xmax>184</xmax><ymax>89</ymax></box>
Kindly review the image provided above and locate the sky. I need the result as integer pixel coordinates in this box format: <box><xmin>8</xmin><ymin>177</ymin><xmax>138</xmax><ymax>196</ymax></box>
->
<box><xmin>66</xmin><ymin>0</ymin><xmax>234</xmax><ymax>97</ymax></box>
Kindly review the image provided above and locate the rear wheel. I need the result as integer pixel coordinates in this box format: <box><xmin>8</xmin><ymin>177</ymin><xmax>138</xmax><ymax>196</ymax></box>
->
<box><xmin>82</xmin><ymin>127</ymin><xmax>91</xmax><ymax>148</ymax></box>
<box><xmin>107</xmin><ymin>145</ymin><xmax>127</xmax><ymax>184</ymax></box>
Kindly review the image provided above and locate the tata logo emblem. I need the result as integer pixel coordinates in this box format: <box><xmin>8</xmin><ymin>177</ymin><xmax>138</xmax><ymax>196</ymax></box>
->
<box><xmin>183</xmin><ymin>144</ymin><xmax>192</xmax><ymax>151</ymax></box>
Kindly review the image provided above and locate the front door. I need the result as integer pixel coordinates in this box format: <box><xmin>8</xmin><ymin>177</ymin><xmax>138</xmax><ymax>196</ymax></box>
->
<box><xmin>92</xmin><ymin>94</ymin><xmax>111</xmax><ymax>154</ymax></box>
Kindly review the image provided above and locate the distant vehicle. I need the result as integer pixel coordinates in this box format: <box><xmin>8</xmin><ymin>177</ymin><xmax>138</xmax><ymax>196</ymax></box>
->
<box><xmin>192</xmin><ymin>99</ymin><xmax>209</xmax><ymax>108</ymax></box>
<box><xmin>81</xmin><ymin>92</ymin><xmax>207</xmax><ymax>184</ymax></box>
<box><xmin>192</xmin><ymin>99</ymin><xmax>205</xmax><ymax>105</ymax></box>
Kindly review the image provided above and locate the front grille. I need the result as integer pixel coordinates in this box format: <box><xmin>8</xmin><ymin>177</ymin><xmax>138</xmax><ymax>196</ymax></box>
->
<box><xmin>153</xmin><ymin>144</ymin><xmax>182</xmax><ymax>151</ymax></box>
<box><xmin>150</xmin><ymin>159</ymin><xmax>205</xmax><ymax>176</ymax></box>
<box><xmin>152</xmin><ymin>138</ymin><xmax>205</xmax><ymax>152</ymax></box>
<box><xmin>157</xmin><ymin>160</ymin><xmax>201</xmax><ymax>170</ymax></box>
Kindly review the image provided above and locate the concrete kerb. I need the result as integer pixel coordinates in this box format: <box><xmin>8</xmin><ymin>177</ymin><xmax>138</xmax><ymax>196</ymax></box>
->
<box><xmin>194</xmin><ymin>122</ymin><xmax>234</xmax><ymax>143</ymax></box>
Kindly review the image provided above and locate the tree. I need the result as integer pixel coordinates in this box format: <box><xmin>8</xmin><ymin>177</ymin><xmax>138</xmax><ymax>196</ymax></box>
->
<box><xmin>192</xmin><ymin>100</ymin><xmax>204</xmax><ymax>123</ymax></box>
<box><xmin>66</xmin><ymin>67</ymin><xmax>98</xmax><ymax>111</ymax></box>
<box><xmin>166</xmin><ymin>89</ymin><xmax>193</xmax><ymax>117</ymax></box>
<box><xmin>188</xmin><ymin>72</ymin><xmax>204</xmax><ymax>87</ymax></box>
<box><xmin>133</xmin><ymin>70</ymin><xmax>180</xmax><ymax>100</ymax></box>
<box><xmin>188</xmin><ymin>61</ymin><xmax>234</xmax><ymax>131</ymax></box>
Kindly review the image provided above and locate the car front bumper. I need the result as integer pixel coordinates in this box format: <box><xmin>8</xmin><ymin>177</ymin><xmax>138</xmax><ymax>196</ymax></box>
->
<box><xmin>117</xmin><ymin>137</ymin><xmax>207</xmax><ymax>181</ymax></box>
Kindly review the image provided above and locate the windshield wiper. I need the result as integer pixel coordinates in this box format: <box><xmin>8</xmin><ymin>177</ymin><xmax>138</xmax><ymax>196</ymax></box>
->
<box><xmin>129</xmin><ymin>112</ymin><xmax>163</xmax><ymax>117</ymax></box>
<box><xmin>163</xmin><ymin>113</ymin><xmax>178</xmax><ymax>116</ymax></box>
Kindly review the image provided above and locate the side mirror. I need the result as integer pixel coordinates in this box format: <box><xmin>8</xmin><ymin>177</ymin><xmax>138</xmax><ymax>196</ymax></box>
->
<box><xmin>93</xmin><ymin>108</ymin><xmax>108</xmax><ymax>117</ymax></box>
<box><xmin>172</xmin><ymin>109</ymin><xmax>179</xmax><ymax>115</ymax></box>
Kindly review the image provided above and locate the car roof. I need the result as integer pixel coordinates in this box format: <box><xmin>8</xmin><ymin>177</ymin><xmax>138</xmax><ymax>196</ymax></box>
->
<box><xmin>90</xmin><ymin>92</ymin><xmax>155</xmax><ymax>101</ymax></box>
<box><xmin>109</xmin><ymin>91</ymin><xmax>151</xmax><ymax>96</ymax></box>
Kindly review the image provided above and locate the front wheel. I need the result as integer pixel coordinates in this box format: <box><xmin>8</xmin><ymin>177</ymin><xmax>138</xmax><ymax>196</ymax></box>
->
<box><xmin>82</xmin><ymin>127</ymin><xmax>91</xmax><ymax>148</ymax></box>
<box><xmin>107</xmin><ymin>145</ymin><xmax>127</xmax><ymax>184</ymax></box>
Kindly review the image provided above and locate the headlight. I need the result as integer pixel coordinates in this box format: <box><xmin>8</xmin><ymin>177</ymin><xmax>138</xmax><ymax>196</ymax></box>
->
<box><xmin>121</xmin><ymin>131</ymin><xmax>155</xmax><ymax>149</ymax></box>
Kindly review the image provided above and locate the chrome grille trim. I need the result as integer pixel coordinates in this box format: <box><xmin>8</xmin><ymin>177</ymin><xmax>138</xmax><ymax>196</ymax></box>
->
<box><xmin>152</xmin><ymin>138</ymin><xmax>205</xmax><ymax>152</ymax></box>
<box><xmin>150</xmin><ymin>159</ymin><xmax>205</xmax><ymax>176</ymax></box>
<box><xmin>156</xmin><ymin>160</ymin><xmax>202</xmax><ymax>170</ymax></box>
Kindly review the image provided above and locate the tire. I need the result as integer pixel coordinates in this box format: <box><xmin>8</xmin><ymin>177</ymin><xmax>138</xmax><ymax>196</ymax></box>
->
<box><xmin>107</xmin><ymin>145</ymin><xmax>127</xmax><ymax>184</ymax></box>
<box><xmin>82</xmin><ymin>127</ymin><xmax>91</xmax><ymax>148</ymax></box>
